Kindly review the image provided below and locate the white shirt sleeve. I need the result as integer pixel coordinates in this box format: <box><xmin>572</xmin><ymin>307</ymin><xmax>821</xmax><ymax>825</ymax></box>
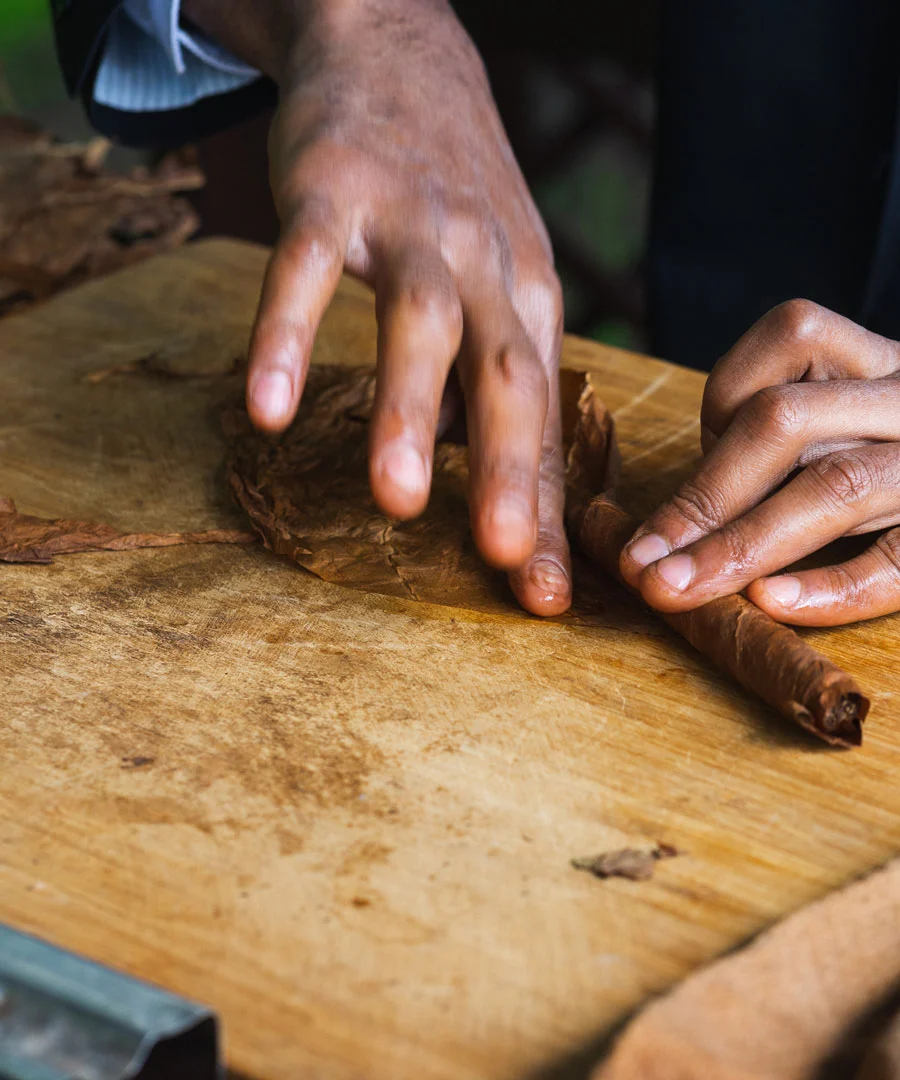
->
<box><xmin>93</xmin><ymin>0</ymin><xmax>261</xmax><ymax>112</ymax></box>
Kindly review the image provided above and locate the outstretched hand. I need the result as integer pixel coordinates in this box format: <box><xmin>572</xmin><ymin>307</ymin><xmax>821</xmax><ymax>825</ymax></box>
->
<box><xmin>184</xmin><ymin>0</ymin><xmax>570</xmax><ymax>615</ymax></box>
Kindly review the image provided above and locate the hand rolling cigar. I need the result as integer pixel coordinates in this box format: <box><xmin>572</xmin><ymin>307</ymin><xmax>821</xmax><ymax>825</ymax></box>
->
<box><xmin>564</xmin><ymin>372</ymin><xmax>869</xmax><ymax>748</ymax></box>
<box><xmin>1</xmin><ymin>355</ymin><xmax>866</xmax><ymax>744</ymax></box>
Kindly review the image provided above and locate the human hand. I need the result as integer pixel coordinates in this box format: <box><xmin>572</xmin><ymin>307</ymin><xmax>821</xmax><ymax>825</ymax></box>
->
<box><xmin>619</xmin><ymin>300</ymin><xmax>900</xmax><ymax>626</ymax></box>
<box><xmin>184</xmin><ymin>0</ymin><xmax>569</xmax><ymax>615</ymax></box>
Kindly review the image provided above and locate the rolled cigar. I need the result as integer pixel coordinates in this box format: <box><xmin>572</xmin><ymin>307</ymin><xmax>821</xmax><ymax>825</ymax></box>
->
<box><xmin>574</xmin><ymin>496</ymin><xmax>867</xmax><ymax>746</ymax></box>
<box><xmin>564</xmin><ymin>372</ymin><xmax>869</xmax><ymax>747</ymax></box>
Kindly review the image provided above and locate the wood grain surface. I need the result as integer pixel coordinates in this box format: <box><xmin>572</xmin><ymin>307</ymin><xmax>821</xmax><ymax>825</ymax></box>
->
<box><xmin>1</xmin><ymin>239</ymin><xmax>899</xmax><ymax>1080</ymax></box>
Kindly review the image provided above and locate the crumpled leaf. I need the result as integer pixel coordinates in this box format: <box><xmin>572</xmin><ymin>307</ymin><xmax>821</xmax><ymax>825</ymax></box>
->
<box><xmin>0</xmin><ymin>496</ymin><xmax>254</xmax><ymax>565</ymax></box>
<box><xmin>0</xmin><ymin>115</ymin><xmax>203</xmax><ymax>318</ymax></box>
<box><xmin>224</xmin><ymin>364</ymin><xmax>620</xmax><ymax>623</ymax></box>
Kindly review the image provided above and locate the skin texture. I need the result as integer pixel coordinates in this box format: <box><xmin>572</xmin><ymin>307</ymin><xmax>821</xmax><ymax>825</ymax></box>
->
<box><xmin>181</xmin><ymin>0</ymin><xmax>570</xmax><ymax>616</ymax></box>
<box><xmin>620</xmin><ymin>300</ymin><xmax>900</xmax><ymax>627</ymax></box>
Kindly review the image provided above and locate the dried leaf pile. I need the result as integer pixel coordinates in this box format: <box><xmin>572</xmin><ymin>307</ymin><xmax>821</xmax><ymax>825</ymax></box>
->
<box><xmin>0</xmin><ymin>115</ymin><xmax>203</xmax><ymax>319</ymax></box>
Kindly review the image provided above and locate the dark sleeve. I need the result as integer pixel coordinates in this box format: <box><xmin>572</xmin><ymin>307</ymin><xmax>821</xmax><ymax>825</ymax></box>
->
<box><xmin>48</xmin><ymin>0</ymin><xmax>277</xmax><ymax>148</ymax></box>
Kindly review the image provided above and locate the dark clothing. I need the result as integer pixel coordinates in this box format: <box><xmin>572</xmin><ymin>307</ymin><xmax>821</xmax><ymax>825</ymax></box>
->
<box><xmin>651</xmin><ymin>0</ymin><xmax>900</xmax><ymax>368</ymax></box>
<box><xmin>51</xmin><ymin>0</ymin><xmax>119</xmax><ymax>98</ymax></box>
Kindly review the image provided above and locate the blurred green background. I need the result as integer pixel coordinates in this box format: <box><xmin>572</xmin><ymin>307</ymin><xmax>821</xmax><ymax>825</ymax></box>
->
<box><xmin>0</xmin><ymin>0</ymin><xmax>91</xmax><ymax>134</ymax></box>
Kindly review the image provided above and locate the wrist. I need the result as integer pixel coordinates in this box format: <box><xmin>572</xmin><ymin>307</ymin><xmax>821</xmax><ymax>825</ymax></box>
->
<box><xmin>179</xmin><ymin>0</ymin><xmax>308</xmax><ymax>82</ymax></box>
<box><xmin>181</xmin><ymin>0</ymin><xmax>461</xmax><ymax>85</ymax></box>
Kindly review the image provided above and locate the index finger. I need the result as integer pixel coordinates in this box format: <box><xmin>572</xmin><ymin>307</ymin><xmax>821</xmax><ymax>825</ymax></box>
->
<box><xmin>636</xmin><ymin>443</ymin><xmax>900</xmax><ymax>613</ymax></box>
<box><xmin>246</xmin><ymin>201</ymin><xmax>349</xmax><ymax>433</ymax></box>
<box><xmin>620</xmin><ymin>378</ymin><xmax>900</xmax><ymax>586</ymax></box>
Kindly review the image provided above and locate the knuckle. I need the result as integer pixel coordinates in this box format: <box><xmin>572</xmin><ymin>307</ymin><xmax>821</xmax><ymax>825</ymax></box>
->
<box><xmin>741</xmin><ymin>384</ymin><xmax>809</xmax><ymax>441</ymax></box>
<box><xmin>769</xmin><ymin>298</ymin><xmax>826</xmax><ymax>345</ymax></box>
<box><xmin>489</xmin><ymin>344</ymin><xmax>547</xmax><ymax>399</ymax></box>
<box><xmin>280</xmin><ymin>229</ymin><xmax>341</xmax><ymax>271</ymax></box>
<box><xmin>441</xmin><ymin>208</ymin><xmax>482</xmax><ymax>247</ymax></box>
<box><xmin>875</xmin><ymin>529</ymin><xmax>900</xmax><ymax>576</ymax></box>
<box><xmin>521</xmin><ymin>272</ymin><xmax>564</xmax><ymax>328</ymax></box>
<box><xmin>806</xmin><ymin>452</ymin><xmax>880</xmax><ymax>506</ymax></box>
<box><xmin>397</xmin><ymin>280</ymin><xmax>463</xmax><ymax>336</ymax></box>
<box><xmin>515</xmin><ymin>272</ymin><xmax>564</xmax><ymax>366</ymax></box>
<box><xmin>667</xmin><ymin>478</ymin><xmax>729</xmax><ymax>534</ymax></box>
<box><xmin>823</xmin><ymin>563</ymin><xmax>866</xmax><ymax>605</ymax></box>
<box><xmin>716</xmin><ymin>520</ymin><xmax>757</xmax><ymax>575</ymax></box>
<box><xmin>441</xmin><ymin>207</ymin><xmax>506</xmax><ymax>263</ymax></box>
<box><xmin>276</xmin><ymin>199</ymin><xmax>345</xmax><ymax>269</ymax></box>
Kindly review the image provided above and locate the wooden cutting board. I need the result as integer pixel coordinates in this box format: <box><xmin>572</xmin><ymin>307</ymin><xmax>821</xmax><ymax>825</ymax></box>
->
<box><xmin>1</xmin><ymin>238</ymin><xmax>899</xmax><ymax>1080</ymax></box>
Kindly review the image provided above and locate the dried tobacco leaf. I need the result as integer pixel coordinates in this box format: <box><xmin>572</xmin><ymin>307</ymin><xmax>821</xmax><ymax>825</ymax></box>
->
<box><xmin>594</xmin><ymin>857</ymin><xmax>900</xmax><ymax>1080</ymax></box>
<box><xmin>223</xmin><ymin>364</ymin><xmax>618</xmax><ymax>622</ymax></box>
<box><xmin>0</xmin><ymin>497</ymin><xmax>254</xmax><ymax>565</ymax></box>
<box><xmin>0</xmin><ymin>116</ymin><xmax>203</xmax><ymax>318</ymax></box>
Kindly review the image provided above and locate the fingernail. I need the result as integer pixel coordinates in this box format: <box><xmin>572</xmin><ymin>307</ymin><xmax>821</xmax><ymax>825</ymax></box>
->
<box><xmin>628</xmin><ymin>533</ymin><xmax>670</xmax><ymax>569</ymax></box>
<box><xmin>490</xmin><ymin>495</ymin><xmax>533</xmax><ymax>542</ymax></box>
<box><xmin>380</xmin><ymin>443</ymin><xmax>428</xmax><ymax>495</ymax></box>
<box><xmin>250</xmin><ymin>370</ymin><xmax>292</xmax><ymax>421</ymax></box>
<box><xmin>529</xmin><ymin>558</ymin><xmax>570</xmax><ymax>600</ymax></box>
<box><xmin>655</xmin><ymin>553</ymin><xmax>694</xmax><ymax>592</ymax></box>
<box><xmin>763</xmin><ymin>575</ymin><xmax>801</xmax><ymax>607</ymax></box>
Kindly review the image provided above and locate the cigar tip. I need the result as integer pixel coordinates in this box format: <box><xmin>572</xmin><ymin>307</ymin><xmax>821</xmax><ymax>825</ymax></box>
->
<box><xmin>823</xmin><ymin>692</ymin><xmax>866</xmax><ymax>745</ymax></box>
<box><xmin>792</xmin><ymin>691</ymin><xmax>867</xmax><ymax>748</ymax></box>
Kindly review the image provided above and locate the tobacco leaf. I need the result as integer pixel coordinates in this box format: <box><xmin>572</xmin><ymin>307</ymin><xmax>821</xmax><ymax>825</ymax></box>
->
<box><xmin>223</xmin><ymin>364</ymin><xmax>620</xmax><ymax>623</ymax></box>
<box><xmin>0</xmin><ymin>116</ymin><xmax>203</xmax><ymax>319</ymax></box>
<box><xmin>571</xmin><ymin>844</ymin><xmax>678</xmax><ymax>882</ymax></box>
<box><xmin>0</xmin><ymin>497</ymin><xmax>255</xmax><ymax>565</ymax></box>
<box><xmin>83</xmin><ymin>336</ymin><xmax>245</xmax><ymax>383</ymax></box>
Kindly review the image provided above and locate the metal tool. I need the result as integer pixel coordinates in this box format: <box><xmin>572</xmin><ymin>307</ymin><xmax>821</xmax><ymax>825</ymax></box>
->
<box><xmin>0</xmin><ymin>924</ymin><xmax>220</xmax><ymax>1080</ymax></box>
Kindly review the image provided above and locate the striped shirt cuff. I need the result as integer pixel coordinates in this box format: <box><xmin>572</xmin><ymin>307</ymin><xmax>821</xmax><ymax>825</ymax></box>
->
<box><xmin>94</xmin><ymin>0</ymin><xmax>261</xmax><ymax>113</ymax></box>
